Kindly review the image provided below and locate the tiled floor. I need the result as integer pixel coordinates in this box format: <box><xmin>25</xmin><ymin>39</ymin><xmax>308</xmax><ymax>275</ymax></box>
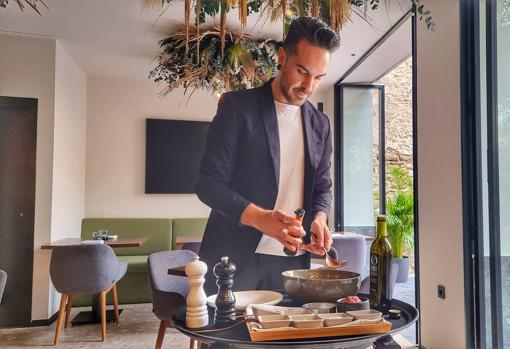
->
<box><xmin>0</xmin><ymin>278</ymin><xmax>418</xmax><ymax>349</ymax></box>
<box><xmin>392</xmin><ymin>276</ymin><xmax>417</xmax><ymax>344</ymax></box>
<box><xmin>0</xmin><ymin>303</ymin><xmax>190</xmax><ymax>349</ymax></box>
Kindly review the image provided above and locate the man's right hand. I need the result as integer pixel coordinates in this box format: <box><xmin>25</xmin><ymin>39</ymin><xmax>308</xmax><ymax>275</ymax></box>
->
<box><xmin>240</xmin><ymin>204</ymin><xmax>305</xmax><ymax>252</ymax></box>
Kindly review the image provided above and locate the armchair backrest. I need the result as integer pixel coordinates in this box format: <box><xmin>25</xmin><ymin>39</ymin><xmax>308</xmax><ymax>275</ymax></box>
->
<box><xmin>50</xmin><ymin>244</ymin><xmax>120</xmax><ymax>294</ymax></box>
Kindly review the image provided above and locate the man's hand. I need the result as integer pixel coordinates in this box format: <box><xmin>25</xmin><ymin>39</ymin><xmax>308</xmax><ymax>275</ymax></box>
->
<box><xmin>302</xmin><ymin>211</ymin><xmax>332</xmax><ymax>255</ymax></box>
<box><xmin>240</xmin><ymin>204</ymin><xmax>306</xmax><ymax>252</ymax></box>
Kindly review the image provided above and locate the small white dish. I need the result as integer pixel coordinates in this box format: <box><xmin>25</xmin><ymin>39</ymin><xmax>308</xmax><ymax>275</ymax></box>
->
<box><xmin>258</xmin><ymin>314</ymin><xmax>291</xmax><ymax>329</ymax></box>
<box><xmin>290</xmin><ymin>314</ymin><xmax>323</xmax><ymax>328</ymax></box>
<box><xmin>206</xmin><ymin>290</ymin><xmax>283</xmax><ymax>311</ymax></box>
<box><xmin>346</xmin><ymin>309</ymin><xmax>382</xmax><ymax>320</ymax></box>
<box><xmin>251</xmin><ymin>304</ymin><xmax>312</xmax><ymax>318</ymax></box>
<box><xmin>319</xmin><ymin>312</ymin><xmax>354</xmax><ymax>327</ymax></box>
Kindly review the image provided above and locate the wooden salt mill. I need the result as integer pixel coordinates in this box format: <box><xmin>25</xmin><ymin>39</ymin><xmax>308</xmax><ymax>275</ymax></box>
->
<box><xmin>185</xmin><ymin>255</ymin><xmax>209</xmax><ymax>328</ymax></box>
<box><xmin>213</xmin><ymin>256</ymin><xmax>236</xmax><ymax>325</ymax></box>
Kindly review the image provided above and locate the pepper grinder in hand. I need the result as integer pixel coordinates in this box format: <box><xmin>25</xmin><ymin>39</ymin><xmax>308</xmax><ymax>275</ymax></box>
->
<box><xmin>283</xmin><ymin>208</ymin><xmax>305</xmax><ymax>256</ymax></box>
<box><xmin>213</xmin><ymin>256</ymin><xmax>236</xmax><ymax>325</ymax></box>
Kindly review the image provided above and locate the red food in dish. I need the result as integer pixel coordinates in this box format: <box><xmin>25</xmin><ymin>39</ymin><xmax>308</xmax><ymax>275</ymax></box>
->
<box><xmin>340</xmin><ymin>296</ymin><xmax>362</xmax><ymax>304</ymax></box>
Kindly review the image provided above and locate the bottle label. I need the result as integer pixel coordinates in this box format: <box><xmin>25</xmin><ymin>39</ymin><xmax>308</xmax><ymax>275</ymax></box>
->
<box><xmin>369</xmin><ymin>252</ymin><xmax>392</xmax><ymax>313</ymax></box>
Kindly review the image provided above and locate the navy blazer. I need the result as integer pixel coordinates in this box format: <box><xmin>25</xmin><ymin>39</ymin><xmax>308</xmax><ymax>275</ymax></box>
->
<box><xmin>196</xmin><ymin>81</ymin><xmax>332</xmax><ymax>290</ymax></box>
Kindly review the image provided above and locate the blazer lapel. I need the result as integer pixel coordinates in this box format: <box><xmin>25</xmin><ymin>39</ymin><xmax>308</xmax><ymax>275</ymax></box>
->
<box><xmin>301</xmin><ymin>102</ymin><xmax>318</xmax><ymax>170</ymax></box>
<box><xmin>259</xmin><ymin>81</ymin><xmax>280</xmax><ymax>188</ymax></box>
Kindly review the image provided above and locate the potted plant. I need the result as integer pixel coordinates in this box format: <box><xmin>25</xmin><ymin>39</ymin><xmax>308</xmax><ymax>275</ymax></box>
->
<box><xmin>386</xmin><ymin>166</ymin><xmax>414</xmax><ymax>283</ymax></box>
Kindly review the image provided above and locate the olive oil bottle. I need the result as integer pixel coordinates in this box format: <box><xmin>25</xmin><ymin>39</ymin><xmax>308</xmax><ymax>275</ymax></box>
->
<box><xmin>369</xmin><ymin>215</ymin><xmax>392</xmax><ymax>313</ymax></box>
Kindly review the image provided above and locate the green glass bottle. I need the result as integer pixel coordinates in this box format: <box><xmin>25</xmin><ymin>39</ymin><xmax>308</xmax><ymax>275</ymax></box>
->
<box><xmin>369</xmin><ymin>215</ymin><xmax>392</xmax><ymax>313</ymax></box>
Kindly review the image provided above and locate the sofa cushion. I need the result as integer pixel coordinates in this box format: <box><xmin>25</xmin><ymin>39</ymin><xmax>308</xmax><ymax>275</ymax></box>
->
<box><xmin>117</xmin><ymin>255</ymin><xmax>148</xmax><ymax>274</ymax></box>
<box><xmin>81</xmin><ymin>218</ymin><xmax>172</xmax><ymax>256</ymax></box>
<box><xmin>172</xmin><ymin>218</ymin><xmax>208</xmax><ymax>250</ymax></box>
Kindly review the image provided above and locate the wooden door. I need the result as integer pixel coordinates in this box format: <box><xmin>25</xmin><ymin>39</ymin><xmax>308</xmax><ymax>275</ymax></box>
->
<box><xmin>0</xmin><ymin>97</ymin><xmax>37</xmax><ymax>326</ymax></box>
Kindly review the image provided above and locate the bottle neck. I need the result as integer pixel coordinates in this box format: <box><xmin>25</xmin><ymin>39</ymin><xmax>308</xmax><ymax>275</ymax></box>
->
<box><xmin>376</xmin><ymin>220</ymin><xmax>388</xmax><ymax>238</ymax></box>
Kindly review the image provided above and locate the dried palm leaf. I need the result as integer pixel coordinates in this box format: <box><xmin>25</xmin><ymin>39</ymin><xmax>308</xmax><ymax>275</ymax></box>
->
<box><xmin>329</xmin><ymin>0</ymin><xmax>351</xmax><ymax>31</ymax></box>
<box><xmin>140</xmin><ymin>0</ymin><xmax>165</xmax><ymax>8</ymax></box>
<box><xmin>220</xmin><ymin>5</ymin><xmax>227</xmax><ymax>58</ymax></box>
<box><xmin>281</xmin><ymin>0</ymin><xmax>287</xmax><ymax>39</ymax></box>
<box><xmin>239</xmin><ymin>0</ymin><xmax>247</xmax><ymax>28</ymax></box>
<box><xmin>185</xmin><ymin>0</ymin><xmax>191</xmax><ymax>54</ymax></box>
<box><xmin>195</xmin><ymin>0</ymin><xmax>202</xmax><ymax>63</ymax></box>
<box><xmin>311</xmin><ymin>0</ymin><xmax>318</xmax><ymax>17</ymax></box>
<box><xmin>13</xmin><ymin>0</ymin><xmax>48</xmax><ymax>16</ymax></box>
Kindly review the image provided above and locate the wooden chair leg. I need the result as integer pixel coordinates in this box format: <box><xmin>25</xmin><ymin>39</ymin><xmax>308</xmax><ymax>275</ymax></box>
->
<box><xmin>188</xmin><ymin>338</ymin><xmax>195</xmax><ymax>349</ymax></box>
<box><xmin>64</xmin><ymin>295</ymin><xmax>73</xmax><ymax>328</ymax></box>
<box><xmin>53</xmin><ymin>293</ymin><xmax>68</xmax><ymax>345</ymax></box>
<box><xmin>99</xmin><ymin>290</ymin><xmax>107</xmax><ymax>341</ymax></box>
<box><xmin>112</xmin><ymin>284</ymin><xmax>119</xmax><ymax>325</ymax></box>
<box><xmin>197</xmin><ymin>340</ymin><xmax>202</xmax><ymax>349</ymax></box>
<box><xmin>155</xmin><ymin>320</ymin><xmax>169</xmax><ymax>349</ymax></box>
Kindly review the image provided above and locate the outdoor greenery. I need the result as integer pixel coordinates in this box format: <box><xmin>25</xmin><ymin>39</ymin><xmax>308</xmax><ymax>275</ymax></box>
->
<box><xmin>386</xmin><ymin>166</ymin><xmax>414</xmax><ymax>259</ymax></box>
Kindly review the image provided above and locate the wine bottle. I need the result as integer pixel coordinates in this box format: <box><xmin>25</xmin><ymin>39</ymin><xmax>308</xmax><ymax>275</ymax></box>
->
<box><xmin>369</xmin><ymin>215</ymin><xmax>392</xmax><ymax>313</ymax></box>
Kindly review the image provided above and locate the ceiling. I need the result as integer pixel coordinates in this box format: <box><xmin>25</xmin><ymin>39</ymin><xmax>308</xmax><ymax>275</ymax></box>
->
<box><xmin>0</xmin><ymin>0</ymin><xmax>412</xmax><ymax>89</ymax></box>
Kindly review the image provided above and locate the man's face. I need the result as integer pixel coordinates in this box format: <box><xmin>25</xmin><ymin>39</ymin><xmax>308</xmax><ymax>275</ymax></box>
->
<box><xmin>276</xmin><ymin>39</ymin><xmax>330</xmax><ymax>106</ymax></box>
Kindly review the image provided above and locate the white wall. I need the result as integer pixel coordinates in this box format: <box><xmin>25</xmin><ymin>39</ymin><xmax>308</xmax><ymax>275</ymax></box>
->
<box><xmin>0</xmin><ymin>33</ymin><xmax>56</xmax><ymax>321</ymax></box>
<box><xmin>0</xmin><ymin>34</ymin><xmax>87</xmax><ymax>321</ymax></box>
<box><xmin>85</xmin><ymin>77</ymin><xmax>216</xmax><ymax>218</ymax></box>
<box><xmin>48</xmin><ymin>41</ymin><xmax>87</xmax><ymax>315</ymax></box>
<box><xmin>416</xmin><ymin>0</ymin><xmax>466</xmax><ymax>347</ymax></box>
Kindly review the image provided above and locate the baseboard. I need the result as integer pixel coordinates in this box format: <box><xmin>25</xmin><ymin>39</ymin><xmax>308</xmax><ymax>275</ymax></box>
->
<box><xmin>29</xmin><ymin>311</ymin><xmax>58</xmax><ymax>327</ymax></box>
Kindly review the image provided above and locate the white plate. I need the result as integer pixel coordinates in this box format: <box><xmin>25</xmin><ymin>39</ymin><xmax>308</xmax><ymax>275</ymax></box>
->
<box><xmin>206</xmin><ymin>290</ymin><xmax>283</xmax><ymax>311</ymax></box>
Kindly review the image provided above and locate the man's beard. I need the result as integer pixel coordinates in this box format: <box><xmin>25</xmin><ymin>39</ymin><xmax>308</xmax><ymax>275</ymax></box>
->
<box><xmin>279</xmin><ymin>77</ymin><xmax>308</xmax><ymax>106</ymax></box>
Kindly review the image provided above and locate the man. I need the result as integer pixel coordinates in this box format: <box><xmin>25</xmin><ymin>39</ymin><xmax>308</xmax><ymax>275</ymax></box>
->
<box><xmin>196</xmin><ymin>17</ymin><xmax>340</xmax><ymax>295</ymax></box>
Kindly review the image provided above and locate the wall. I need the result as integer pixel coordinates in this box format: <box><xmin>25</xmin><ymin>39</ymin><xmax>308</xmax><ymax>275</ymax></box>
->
<box><xmin>0</xmin><ymin>34</ymin><xmax>87</xmax><ymax>321</ymax></box>
<box><xmin>0</xmin><ymin>33</ymin><xmax>56</xmax><ymax>321</ymax></box>
<box><xmin>85</xmin><ymin>77</ymin><xmax>217</xmax><ymax>218</ymax></box>
<box><xmin>416</xmin><ymin>0</ymin><xmax>466</xmax><ymax>347</ymax></box>
<box><xmin>48</xmin><ymin>41</ymin><xmax>87</xmax><ymax>315</ymax></box>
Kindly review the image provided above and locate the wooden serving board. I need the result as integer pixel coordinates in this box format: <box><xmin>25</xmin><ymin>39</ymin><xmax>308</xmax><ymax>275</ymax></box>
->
<box><xmin>246</xmin><ymin>319</ymin><xmax>392</xmax><ymax>342</ymax></box>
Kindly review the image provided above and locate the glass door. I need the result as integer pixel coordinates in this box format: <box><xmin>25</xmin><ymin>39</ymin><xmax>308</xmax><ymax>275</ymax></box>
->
<box><xmin>335</xmin><ymin>84</ymin><xmax>385</xmax><ymax>234</ymax></box>
<box><xmin>463</xmin><ymin>0</ymin><xmax>510</xmax><ymax>347</ymax></box>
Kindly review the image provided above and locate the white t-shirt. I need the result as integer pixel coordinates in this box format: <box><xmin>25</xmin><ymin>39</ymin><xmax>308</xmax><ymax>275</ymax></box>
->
<box><xmin>255</xmin><ymin>100</ymin><xmax>305</xmax><ymax>256</ymax></box>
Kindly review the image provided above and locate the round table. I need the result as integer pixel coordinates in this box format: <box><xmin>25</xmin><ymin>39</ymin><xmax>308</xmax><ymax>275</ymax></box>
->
<box><xmin>171</xmin><ymin>296</ymin><xmax>418</xmax><ymax>349</ymax></box>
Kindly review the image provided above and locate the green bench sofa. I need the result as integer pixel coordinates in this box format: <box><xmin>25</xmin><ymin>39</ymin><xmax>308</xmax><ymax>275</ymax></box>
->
<box><xmin>72</xmin><ymin>217</ymin><xmax>207</xmax><ymax>306</ymax></box>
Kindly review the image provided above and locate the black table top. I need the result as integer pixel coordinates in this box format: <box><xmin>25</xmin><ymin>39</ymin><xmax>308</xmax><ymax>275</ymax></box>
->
<box><xmin>171</xmin><ymin>294</ymin><xmax>419</xmax><ymax>349</ymax></box>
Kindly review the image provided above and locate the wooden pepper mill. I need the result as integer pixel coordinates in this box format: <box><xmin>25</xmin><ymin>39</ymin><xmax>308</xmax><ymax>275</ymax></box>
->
<box><xmin>213</xmin><ymin>256</ymin><xmax>236</xmax><ymax>325</ymax></box>
<box><xmin>185</xmin><ymin>255</ymin><xmax>209</xmax><ymax>328</ymax></box>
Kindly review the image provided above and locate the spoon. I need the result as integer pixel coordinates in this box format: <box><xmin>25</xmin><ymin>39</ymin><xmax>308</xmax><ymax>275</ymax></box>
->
<box><xmin>324</xmin><ymin>246</ymin><xmax>347</xmax><ymax>269</ymax></box>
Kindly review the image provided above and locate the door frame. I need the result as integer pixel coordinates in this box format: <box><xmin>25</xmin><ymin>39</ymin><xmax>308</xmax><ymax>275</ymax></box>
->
<box><xmin>334</xmin><ymin>84</ymin><xmax>386</xmax><ymax>231</ymax></box>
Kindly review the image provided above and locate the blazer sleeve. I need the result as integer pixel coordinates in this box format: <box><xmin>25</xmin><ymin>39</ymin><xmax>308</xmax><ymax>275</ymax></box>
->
<box><xmin>312</xmin><ymin>117</ymin><xmax>333</xmax><ymax>217</ymax></box>
<box><xmin>195</xmin><ymin>94</ymin><xmax>252</xmax><ymax>224</ymax></box>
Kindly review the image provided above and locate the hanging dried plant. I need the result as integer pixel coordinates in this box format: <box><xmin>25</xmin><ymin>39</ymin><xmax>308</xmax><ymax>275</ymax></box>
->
<box><xmin>149</xmin><ymin>27</ymin><xmax>281</xmax><ymax>98</ymax></box>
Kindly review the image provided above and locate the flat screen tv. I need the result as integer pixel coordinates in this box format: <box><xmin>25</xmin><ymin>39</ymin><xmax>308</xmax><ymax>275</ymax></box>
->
<box><xmin>145</xmin><ymin>118</ymin><xmax>210</xmax><ymax>194</ymax></box>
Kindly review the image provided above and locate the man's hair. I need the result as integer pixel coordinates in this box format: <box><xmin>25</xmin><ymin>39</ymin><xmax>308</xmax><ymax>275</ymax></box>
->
<box><xmin>283</xmin><ymin>17</ymin><xmax>340</xmax><ymax>54</ymax></box>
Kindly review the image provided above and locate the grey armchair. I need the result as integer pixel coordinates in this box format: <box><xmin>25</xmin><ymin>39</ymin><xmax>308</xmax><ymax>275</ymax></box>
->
<box><xmin>0</xmin><ymin>269</ymin><xmax>6</xmax><ymax>304</ymax></box>
<box><xmin>148</xmin><ymin>250</ymin><xmax>197</xmax><ymax>349</ymax></box>
<box><xmin>49</xmin><ymin>244</ymin><xmax>127</xmax><ymax>345</ymax></box>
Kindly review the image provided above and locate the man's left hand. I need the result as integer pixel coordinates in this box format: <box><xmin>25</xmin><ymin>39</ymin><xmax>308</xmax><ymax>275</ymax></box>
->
<box><xmin>302</xmin><ymin>212</ymin><xmax>332</xmax><ymax>255</ymax></box>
